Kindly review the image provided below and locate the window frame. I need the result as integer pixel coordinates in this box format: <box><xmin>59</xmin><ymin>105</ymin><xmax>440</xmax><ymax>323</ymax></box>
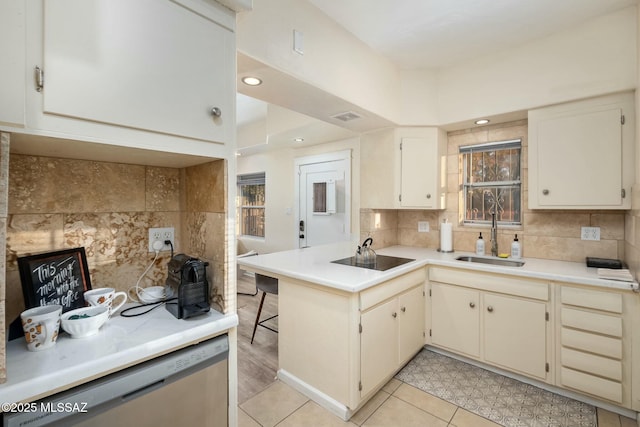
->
<box><xmin>460</xmin><ymin>139</ymin><xmax>522</xmax><ymax>226</ymax></box>
<box><xmin>237</xmin><ymin>172</ymin><xmax>266</xmax><ymax>238</ymax></box>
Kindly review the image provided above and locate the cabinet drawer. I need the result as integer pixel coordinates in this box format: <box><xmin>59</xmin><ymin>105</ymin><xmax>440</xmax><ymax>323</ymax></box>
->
<box><xmin>361</xmin><ymin>269</ymin><xmax>426</xmax><ymax>311</ymax></box>
<box><xmin>561</xmin><ymin>287</ymin><xmax>622</xmax><ymax>313</ymax></box>
<box><xmin>561</xmin><ymin>307</ymin><xmax>622</xmax><ymax>337</ymax></box>
<box><xmin>560</xmin><ymin>367</ymin><xmax>622</xmax><ymax>403</ymax></box>
<box><xmin>428</xmin><ymin>267</ymin><xmax>548</xmax><ymax>301</ymax></box>
<box><xmin>561</xmin><ymin>328</ymin><xmax>622</xmax><ymax>359</ymax></box>
<box><xmin>561</xmin><ymin>347</ymin><xmax>622</xmax><ymax>381</ymax></box>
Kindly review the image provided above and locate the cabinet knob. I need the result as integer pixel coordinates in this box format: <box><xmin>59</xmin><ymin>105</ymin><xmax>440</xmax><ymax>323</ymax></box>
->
<box><xmin>469</xmin><ymin>302</ymin><xmax>475</xmax><ymax>308</ymax></box>
<box><xmin>392</xmin><ymin>312</ymin><xmax>397</xmax><ymax>318</ymax></box>
<box><xmin>542</xmin><ymin>189</ymin><xmax>549</xmax><ymax>195</ymax></box>
<box><xmin>487</xmin><ymin>306</ymin><xmax>494</xmax><ymax>313</ymax></box>
<box><xmin>211</xmin><ymin>107</ymin><xmax>222</xmax><ymax>118</ymax></box>
<box><xmin>401</xmin><ymin>307</ymin><xmax>406</xmax><ymax>313</ymax></box>
<box><xmin>426</xmin><ymin>194</ymin><xmax>431</xmax><ymax>199</ymax></box>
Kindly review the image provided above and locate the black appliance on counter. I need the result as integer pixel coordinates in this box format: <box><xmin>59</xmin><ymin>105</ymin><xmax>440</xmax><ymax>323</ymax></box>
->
<box><xmin>165</xmin><ymin>254</ymin><xmax>210</xmax><ymax>319</ymax></box>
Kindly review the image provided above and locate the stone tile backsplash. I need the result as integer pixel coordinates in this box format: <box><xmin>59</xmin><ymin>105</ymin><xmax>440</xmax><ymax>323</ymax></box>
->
<box><xmin>5</xmin><ymin>154</ymin><xmax>228</xmax><ymax>330</ymax></box>
<box><xmin>362</xmin><ymin>120</ymin><xmax>626</xmax><ymax>264</ymax></box>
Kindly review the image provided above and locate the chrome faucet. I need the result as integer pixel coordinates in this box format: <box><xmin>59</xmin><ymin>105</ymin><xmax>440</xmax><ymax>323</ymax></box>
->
<box><xmin>490</xmin><ymin>212</ymin><xmax>498</xmax><ymax>257</ymax></box>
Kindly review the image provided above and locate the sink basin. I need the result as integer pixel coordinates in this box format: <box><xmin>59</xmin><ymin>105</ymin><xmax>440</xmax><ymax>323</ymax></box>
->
<box><xmin>456</xmin><ymin>255</ymin><xmax>525</xmax><ymax>267</ymax></box>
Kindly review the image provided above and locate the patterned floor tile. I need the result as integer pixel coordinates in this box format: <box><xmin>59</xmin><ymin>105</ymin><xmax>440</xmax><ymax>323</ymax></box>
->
<box><xmin>395</xmin><ymin>349</ymin><xmax>596</xmax><ymax>427</ymax></box>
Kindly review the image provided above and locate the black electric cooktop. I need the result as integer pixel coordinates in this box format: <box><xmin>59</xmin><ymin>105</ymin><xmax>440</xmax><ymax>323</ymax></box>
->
<box><xmin>331</xmin><ymin>254</ymin><xmax>416</xmax><ymax>271</ymax></box>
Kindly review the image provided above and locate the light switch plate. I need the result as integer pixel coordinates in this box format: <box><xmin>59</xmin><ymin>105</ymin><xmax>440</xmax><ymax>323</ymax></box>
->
<box><xmin>418</xmin><ymin>221</ymin><xmax>429</xmax><ymax>232</ymax></box>
<box><xmin>581</xmin><ymin>226</ymin><xmax>600</xmax><ymax>241</ymax></box>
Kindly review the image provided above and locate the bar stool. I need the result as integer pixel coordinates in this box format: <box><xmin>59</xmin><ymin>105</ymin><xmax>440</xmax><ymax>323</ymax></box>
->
<box><xmin>251</xmin><ymin>274</ymin><xmax>279</xmax><ymax>344</ymax></box>
<box><xmin>237</xmin><ymin>250</ymin><xmax>258</xmax><ymax>296</ymax></box>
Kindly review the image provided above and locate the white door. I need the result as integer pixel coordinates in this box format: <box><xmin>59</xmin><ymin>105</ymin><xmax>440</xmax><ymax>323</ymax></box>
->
<box><xmin>297</xmin><ymin>153</ymin><xmax>350</xmax><ymax>248</ymax></box>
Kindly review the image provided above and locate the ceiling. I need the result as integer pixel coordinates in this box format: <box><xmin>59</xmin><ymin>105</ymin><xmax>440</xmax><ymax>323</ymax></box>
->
<box><xmin>308</xmin><ymin>0</ymin><xmax>637</xmax><ymax>69</ymax></box>
<box><xmin>237</xmin><ymin>0</ymin><xmax>637</xmax><ymax>153</ymax></box>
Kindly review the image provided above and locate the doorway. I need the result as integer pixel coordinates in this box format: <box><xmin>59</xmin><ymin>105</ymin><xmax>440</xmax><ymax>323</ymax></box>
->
<box><xmin>295</xmin><ymin>150</ymin><xmax>351</xmax><ymax>248</ymax></box>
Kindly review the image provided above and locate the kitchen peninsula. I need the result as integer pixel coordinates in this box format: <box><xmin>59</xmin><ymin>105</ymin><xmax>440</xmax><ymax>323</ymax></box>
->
<box><xmin>238</xmin><ymin>242</ymin><xmax>640</xmax><ymax>420</ymax></box>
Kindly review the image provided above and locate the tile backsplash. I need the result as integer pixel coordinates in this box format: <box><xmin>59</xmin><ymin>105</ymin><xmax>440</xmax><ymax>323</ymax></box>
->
<box><xmin>5</xmin><ymin>153</ymin><xmax>228</xmax><ymax>331</ymax></box>
<box><xmin>362</xmin><ymin>120</ymin><xmax>626</xmax><ymax>264</ymax></box>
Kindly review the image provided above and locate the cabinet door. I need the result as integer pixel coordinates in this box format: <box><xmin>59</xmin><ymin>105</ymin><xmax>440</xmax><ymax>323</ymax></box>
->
<box><xmin>483</xmin><ymin>293</ymin><xmax>547</xmax><ymax>379</ymax></box>
<box><xmin>400</xmin><ymin>137</ymin><xmax>438</xmax><ymax>208</ymax></box>
<box><xmin>535</xmin><ymin>107</ymin><xmax>621</xmax><ymax>206</ymax></box>
<box><xmin>431</xmin><ymin>283</ymin><xmax>480</xmax><ymax>358</ymax></box>
<box><xmin>43</xmin><ymin>0</ymin><xmax>233</xmax><ymax>144</ymax></box>
<box><xmin>398</xmin><ymin>285</ymin><xmax>425</xmax><ymax>364</ymax></box>
<box><xmin>360</xmin><ymin>298</ymin><xmax>398</xmax><ymax>397</ymax></box>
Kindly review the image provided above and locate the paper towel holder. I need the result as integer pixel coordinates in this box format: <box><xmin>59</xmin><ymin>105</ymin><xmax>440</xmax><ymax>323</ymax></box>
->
<box><xmin>438</xmin><ymin>219</ymin><xmax>455</xmax><ymax>253</ymax></box>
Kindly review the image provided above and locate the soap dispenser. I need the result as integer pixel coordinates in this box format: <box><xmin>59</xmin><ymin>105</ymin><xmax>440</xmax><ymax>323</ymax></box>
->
<box><xmin>511</xmin><ymin>234</ymin><xmax>521</xmax><ymax>259</ymax></box>
<box><xmin>476</xmin><ymin>232</ymin><xmax>485</xmax><ymax>256</ymax></box>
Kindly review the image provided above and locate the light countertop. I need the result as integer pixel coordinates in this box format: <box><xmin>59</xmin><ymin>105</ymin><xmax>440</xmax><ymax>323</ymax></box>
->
<box><xmin>237</xmin><ymin>242</ymin><xmax>639</xmax><ymax>293</ymax></box>
<box><xmin>1</xmin><ymin>305</ymin><xmax>238</xmax><ymax>405</ymax></box>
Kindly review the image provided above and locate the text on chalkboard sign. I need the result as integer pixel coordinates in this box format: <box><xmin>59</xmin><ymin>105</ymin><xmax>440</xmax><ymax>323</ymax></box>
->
<box><xmin>18</xmin><ymin>247</ymin><xmax>92</xmax><ymax>312</ymax></box>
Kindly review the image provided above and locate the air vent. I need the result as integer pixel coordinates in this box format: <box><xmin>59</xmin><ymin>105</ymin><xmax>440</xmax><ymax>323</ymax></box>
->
<box><xmin>331</xmin><ymin>111</ymin><xmax>362</xmax><ymax>122</ymax></box>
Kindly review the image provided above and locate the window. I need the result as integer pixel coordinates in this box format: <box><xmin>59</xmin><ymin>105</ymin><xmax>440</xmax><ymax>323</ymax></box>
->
<box><xmin>237</xmin><ymin>172</ymin><xmax>265</xmax><ymax>237</ymax></box>
<box><xmin>460</xmin><ymin>139</ymin><xmax>521</xmax><ymax>225</ymax></box>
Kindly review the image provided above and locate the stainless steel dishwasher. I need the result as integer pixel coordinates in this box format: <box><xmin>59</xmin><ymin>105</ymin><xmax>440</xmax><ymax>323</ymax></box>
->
<box><xmin>3</xmin><ymin>334</ymin><xmax>229</xmax><ymax>427</ymax></box>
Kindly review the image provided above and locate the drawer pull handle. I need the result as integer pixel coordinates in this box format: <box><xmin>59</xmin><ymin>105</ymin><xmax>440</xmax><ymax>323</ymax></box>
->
<box><xmin>469</xmin><ymin>302</ymin><xmax>475</xmax><ymax>308</ymax></box>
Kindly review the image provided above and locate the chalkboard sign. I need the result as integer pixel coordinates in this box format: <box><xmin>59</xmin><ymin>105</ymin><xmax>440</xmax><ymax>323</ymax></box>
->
<box><xmin>18</xmin><ymin>248</ymin><xmax>92</xmax><ymax>313</ymax></box>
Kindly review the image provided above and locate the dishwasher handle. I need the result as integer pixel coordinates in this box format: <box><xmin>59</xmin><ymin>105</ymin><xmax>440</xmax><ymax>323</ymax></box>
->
<box><xmin>121</xmin><ymin>379</ymin><xmax>166</xmax><ymax>402</ymax></box>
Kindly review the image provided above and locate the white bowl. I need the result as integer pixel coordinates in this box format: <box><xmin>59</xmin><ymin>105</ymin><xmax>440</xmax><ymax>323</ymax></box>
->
<box><xmin>61</xmin><ymin>306</ymin><xmax>109</xmax><ymax>338</ymax></box>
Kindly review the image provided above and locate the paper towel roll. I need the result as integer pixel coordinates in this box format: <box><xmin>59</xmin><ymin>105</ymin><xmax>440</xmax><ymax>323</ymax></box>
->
<box><xmin>440</xmin><ymin>222</ymin><xmax>453</xmax><ymax>252</ymax></box>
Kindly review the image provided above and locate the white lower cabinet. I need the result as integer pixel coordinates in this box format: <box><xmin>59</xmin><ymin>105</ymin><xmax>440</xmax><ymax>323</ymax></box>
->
<box><xmin>277</xmin><ymin>264</ymin><xmax>638</xmax><ymax>418</ymax></box>
<box><xmin>557</xmin><ymin>285</ymin><xmax>628</xmax><ymax>405</ymax></box>
<box><xmin>360</xmin><ymin>283</ymin><xmax>426</xmax><ymax>398</ymax></box>
<box><xmin>360</xmin><ymin>298</ymin><xmax>398</xmax><ymax>397</ymax></box>
<box><xmin>483</xmin><ymin>293</ymin><xmax>547</xmax><ymax>379</ymax></box>
<box><xmin>429</xmin><ymin>267</ymin><xmax>550</xmax><ymax>382</ymax></box>
<box><xmin>277</xmin><ymin>268</ymin><xmax>426</xmax><ymax>414</ymax></box>
<box><xmin>431</xmin><ymin>283</ymin><xmax>480</xmax><ymax>358</ymax></box>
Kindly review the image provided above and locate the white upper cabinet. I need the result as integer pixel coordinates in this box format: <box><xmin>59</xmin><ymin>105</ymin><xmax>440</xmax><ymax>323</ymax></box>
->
<box><xmin>1</xmin><ymin>0</ymin><xmax>236</xmax><ymax>156</ymax></box>
<box><xmin>528</xmin><ymin>92</ymin><xmax>634</xmax><ymax>209</ymax></box>
<box><xmin>400</xmin><ymin>134</ymin><xmax>446</xmax><ymax>209</ymax></box>
<box><xmin>361</xmin><ymin>127</ymin><xmax>447</xmax><ymax>209</ymax></box>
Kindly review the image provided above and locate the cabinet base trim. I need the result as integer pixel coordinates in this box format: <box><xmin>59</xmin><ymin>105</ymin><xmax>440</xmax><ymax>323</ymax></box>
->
<box><xmin>277</xmin><ymin>369</ymin><xmax>352</xmax><ymax>421</ymax></box>
<box><xmin>426</xmin><ymin>346</ymin><xmax>636</xmax><ymax>419</ymax></box>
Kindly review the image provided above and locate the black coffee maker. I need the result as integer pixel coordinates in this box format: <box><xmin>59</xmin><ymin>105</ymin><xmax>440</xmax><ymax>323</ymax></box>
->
<box><xmin>165</xmin><ymin>254</ymin><xmax>210</xmax><ymax>319</ymax></box>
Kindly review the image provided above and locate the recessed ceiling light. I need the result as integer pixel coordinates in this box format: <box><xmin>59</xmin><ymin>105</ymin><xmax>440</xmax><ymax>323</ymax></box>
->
<box><xmin>475</xmin><ymin>119</ymin><xmax>490</xmax><ymax>125</ymax></box>
<box><xmin>293</xmin><ymin>137</ymin><xmax>304</xmax><ymax>143</ymax></box>
<box><xmin>242</xmin><ymin>76</ymin><xmax>262</xmax><ymax>86</ymax></box>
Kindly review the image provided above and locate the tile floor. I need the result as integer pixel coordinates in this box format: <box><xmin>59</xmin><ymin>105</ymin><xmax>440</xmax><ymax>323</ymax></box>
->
<box><xmin>397</xmin><ymin>349</ymin><xmax>597</xmax><ymax>427</ymax></box>
<box><xmin>238</xmin><ymin>378</ymin><xmax>636</xmax><ymax>427</ymax></box>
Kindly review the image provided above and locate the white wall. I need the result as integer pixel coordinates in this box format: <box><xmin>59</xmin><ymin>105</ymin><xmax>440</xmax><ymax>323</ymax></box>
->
<box><xmin>237</xmin><ymin>0</ymin><xmax>401</xmax><ymax>123</ymax></box>
<box><xmin>432</xmin><ymin>6</ymin><xmax>637</xmax><ymax>125</ymax></box>
<box><xmin>237</xmin><ymin>137</ymin><xmax>360</xmax><ymax>254</ymax></box>
<box><xmin>238</xmin><ymin>3</ymin><xmax>637</xmax><ymax>127</ymax></box>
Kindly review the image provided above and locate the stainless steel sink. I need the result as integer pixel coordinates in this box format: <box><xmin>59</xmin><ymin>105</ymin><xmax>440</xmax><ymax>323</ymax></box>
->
<box><xmin>456</xmin><ymin>255</ymin><xmax>525</xmax><ymax>267</ymax></box>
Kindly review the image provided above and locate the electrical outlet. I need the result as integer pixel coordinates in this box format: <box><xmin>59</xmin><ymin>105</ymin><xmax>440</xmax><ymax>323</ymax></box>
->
<box><xmin>418</xmin><ymin>221</ymin><xmax>429</xmax><ymax>232</ymax></box>
<box><xmin>148</xmin><ymin>227</ymin><xmax>175</xmax><ymax>252</ymax></box>
<box><xmin>581</xmin><ymin>226</ymin><xmax>601</xmax><ymax>241</ymax></box>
